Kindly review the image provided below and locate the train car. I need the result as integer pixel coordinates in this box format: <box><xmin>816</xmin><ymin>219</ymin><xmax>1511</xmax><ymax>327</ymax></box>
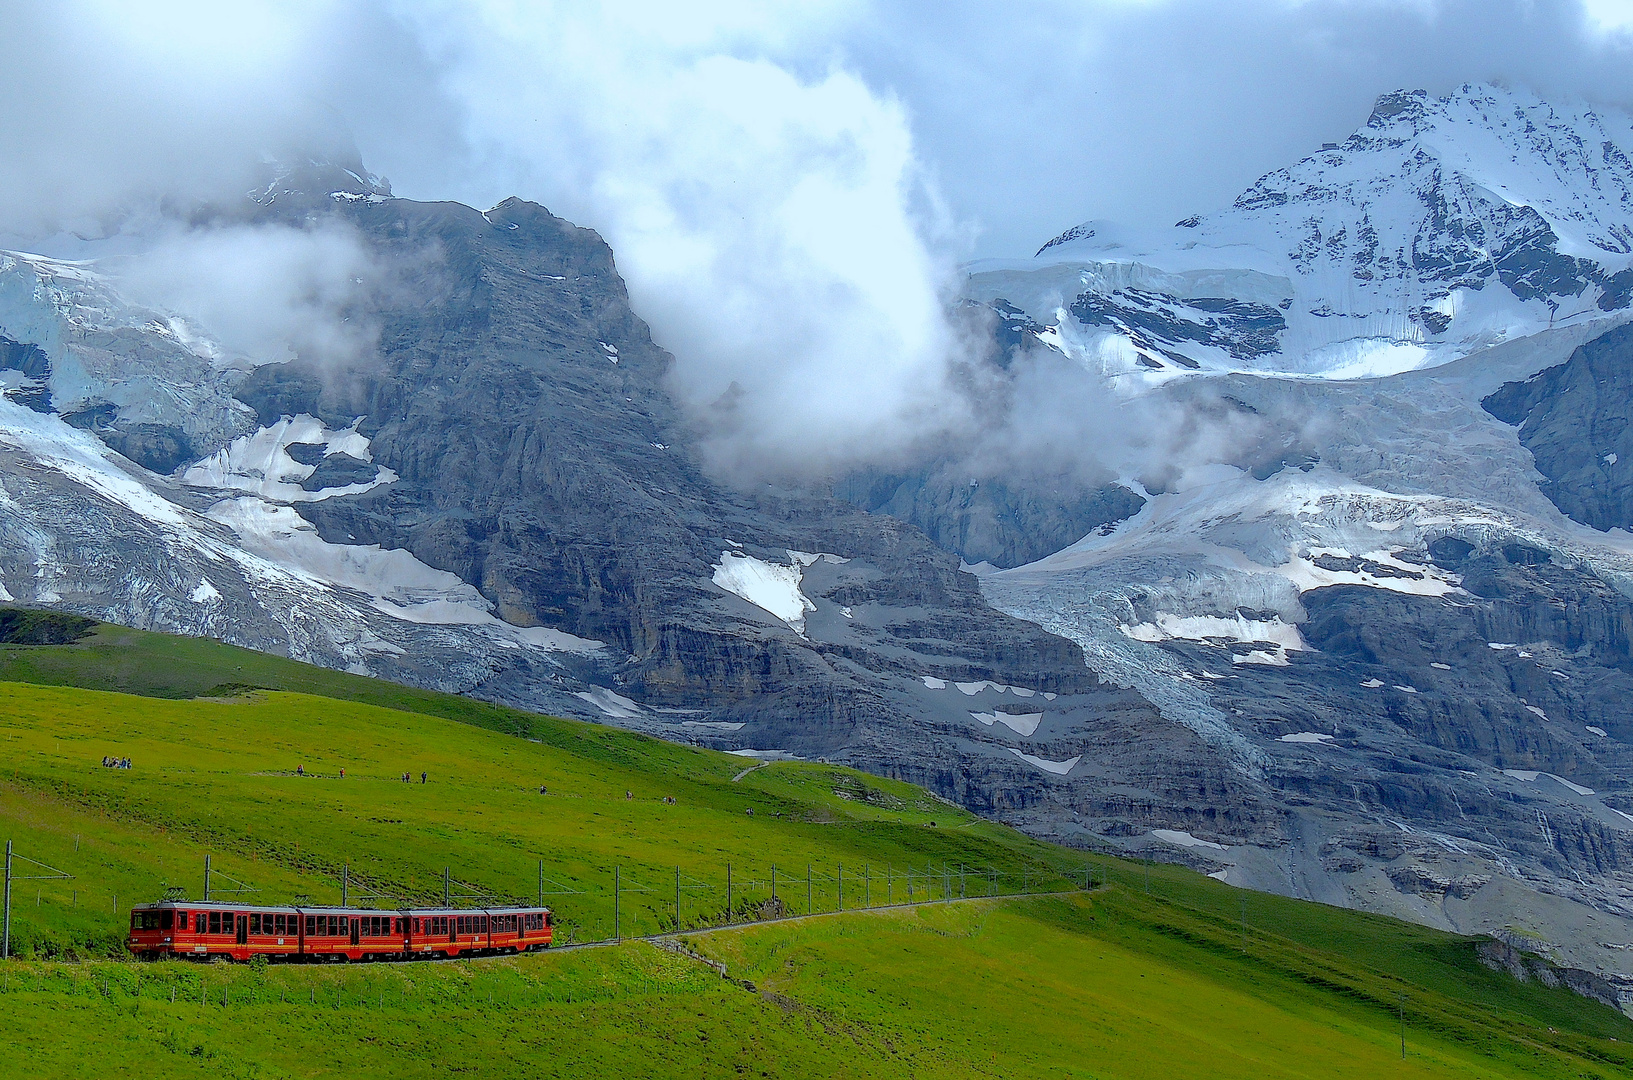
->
<box><xmin>127</xmin><ymin>901</ymin><xmax>300</xmax><ymax>960</ymax></box>
<box><xmin>127</xmin><ymin>900</ymin><xmax>552</xmax><ymax>962</ymax></box>
<box><xmin>405</xmin><ymin>907</ymin><xmax>553</xmax><ymax>958</ymax></box>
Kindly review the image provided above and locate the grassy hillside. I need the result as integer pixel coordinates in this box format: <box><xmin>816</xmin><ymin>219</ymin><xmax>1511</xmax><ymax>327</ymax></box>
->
<box><xmin>0</xmin><ymin>681</ymin><xmax>1073</xmax><ymax>956</ymax></box>
<box><xmin>0</xmin><ymin>618</ymin><xmax>1628</xmax><ymax>1078</ymax></box>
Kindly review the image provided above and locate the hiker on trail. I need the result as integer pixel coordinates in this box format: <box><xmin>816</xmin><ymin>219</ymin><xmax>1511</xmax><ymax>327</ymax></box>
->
<box><xmin>539</xmin><ymin>785</ymin><xmax>547</xmax><ymax>795</ymax></box>
<box><xmin>420</xmin><ymin>771</ymin><xmax>427</xmax><ymax>784</ymax></box>
<box><xmin>339</xmin><ymin>767</ymin><xmax>345</xmax><ymax>779</ymax></box>
<box><xmin>297</xmin><ymin>764</ymin><xmax>304</xmax><ymax>776</ymax></box>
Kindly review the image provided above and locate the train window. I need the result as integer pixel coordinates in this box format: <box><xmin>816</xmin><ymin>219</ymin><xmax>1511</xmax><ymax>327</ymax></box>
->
<box><xmin>304</xmin><ymin>915</ymin><xmax>315</xmax><ymax>936</ymax></box>
<box><xmin>249</xmin><ymin>914</ymin><xmax>260</xmax><ymax>935</ymax></box>
<box><xmin>208</xmin><ymin>911</ymin><xmax>221</xmax><ymax>935</ymax></box>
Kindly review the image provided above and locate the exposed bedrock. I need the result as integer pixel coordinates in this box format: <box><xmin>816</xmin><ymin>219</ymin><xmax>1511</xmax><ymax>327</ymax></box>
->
<box><xmin>1485</xmin><ymin>322</ymin><xmax>1633</xmax><ymax>532</ymax></box>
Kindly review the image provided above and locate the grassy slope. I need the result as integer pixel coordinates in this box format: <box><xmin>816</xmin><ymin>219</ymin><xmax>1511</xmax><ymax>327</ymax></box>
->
<box><xmin>696</xmin><ymin>895</ymin><xmax>1633</xmax><ymax>1080</ymax></box>
<box><xmin>0</xmin><ymin>623</ymin><xmax>1627</xmax><ymax>1077</ymax></box>
<box><xmin>0</xmin><ymin>682</ymin><xmax>1066</xmax><ymax>955</ymax></box>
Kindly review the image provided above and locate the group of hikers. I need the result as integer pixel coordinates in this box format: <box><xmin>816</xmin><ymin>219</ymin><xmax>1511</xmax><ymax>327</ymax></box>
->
<box><xmin>291</xmin><ymin>763</ymin><xmax>427</xmax><ymax>783</ymax></box>
<box><xmin>100</xmin><ymin>755</ymin><xmax>131</xmax><ymax>769</ymax></box>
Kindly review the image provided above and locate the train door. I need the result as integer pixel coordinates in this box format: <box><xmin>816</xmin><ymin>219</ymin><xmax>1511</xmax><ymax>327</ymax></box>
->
<box><xmin>350</xmin><ymin>918</ymin><xmax>360</xmax><ymax>946</ymax></box>
<box><xmin>235</xmin><ymin>915</ymin><xmax>247</xmax><ymax>945</ymax></box>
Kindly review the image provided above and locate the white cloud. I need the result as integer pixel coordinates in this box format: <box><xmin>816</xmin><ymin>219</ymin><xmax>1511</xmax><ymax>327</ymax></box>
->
<box><xmin>401</xmin><ymin>1</ymin><xmax>969</xmax><ymax>476</ymax></box>
<box><xmin>116</xmin><ymin>223</ymin><xmax>383</xmax><ymax>368</ymax></box>
<box><xmin>1583</xmin><ymin>0</ymin><xmax>1633</xmax><ymax>34</ymax></box>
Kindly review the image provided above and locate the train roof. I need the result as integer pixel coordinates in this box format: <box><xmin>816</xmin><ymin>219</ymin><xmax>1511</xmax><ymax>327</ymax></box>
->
<box><xmin>132</xmin><ymin>899</ymin><xmax>550</xmax><ymax>913</ymax></box>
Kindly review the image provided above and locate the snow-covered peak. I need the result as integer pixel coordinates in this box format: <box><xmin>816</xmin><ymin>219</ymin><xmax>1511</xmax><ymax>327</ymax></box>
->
<box><xmin>993</xmin><ymin>84</ymin><xmax>1633</xmax><ymax>378</ymax></box>
<box><xmin>1222</xmin><ymin>83</ymin><xmax>1633</xmax><ymax>260</ymax></box>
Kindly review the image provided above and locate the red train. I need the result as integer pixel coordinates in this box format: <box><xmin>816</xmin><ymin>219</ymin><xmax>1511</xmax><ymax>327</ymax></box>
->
<box><xmin>126</xmin><ymin>900</ymin><xmax>553</xmax><ymax>961</ymax></box>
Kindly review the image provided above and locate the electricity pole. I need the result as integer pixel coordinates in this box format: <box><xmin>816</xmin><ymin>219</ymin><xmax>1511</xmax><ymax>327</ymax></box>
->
<box><xmin>1397</xmin><ymin>994</ymin><xmax>1407</xmax><ymax>1058</ymax></box>
<box><xmin>203</xmin><ymin>854</ymin><xmax>211</xmax><ymax>902</ymax></box>
<box><xmin>614</xmin><ymin>866</ymin><xmax>621</xmax><ymax>942</ymax></box>
<box><xmin>3</xmin><ymin>840</ymin><xmax>12</xmax><ymax>960</ymax></box>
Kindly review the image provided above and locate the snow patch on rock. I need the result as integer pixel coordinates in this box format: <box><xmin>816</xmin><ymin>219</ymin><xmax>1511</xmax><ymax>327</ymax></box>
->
<box><xmin>575</xmin><ymin>687</ymin><xmax>643</xmax><ymax>719</ymax></box>
<box><xmin>970</xmin><ymin>711</ymin><xmax>1044</xmax><ymax>736</ymax></box>
<box><xmin>1005</xmin><ymin>747</ymin><xmax>1079</xmax><ymax>775</ymax></box>
<box><xmin>183</xmin><ymin>414</ymin><xmax>394</xmax><ymax>502</ymax></box>
<box><xmin>1152</xmin><ymin>828</ymin><xmax>1229</xmax><ymax>850</ymax></box>
<box><xmin>711</xmin><ymin>551</ymin><xmax>813</xmax><ymax>632</ymax></box>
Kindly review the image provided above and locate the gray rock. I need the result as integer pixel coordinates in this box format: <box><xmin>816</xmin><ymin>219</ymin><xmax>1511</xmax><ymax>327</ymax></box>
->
<box><xmin>1485</xmin><ymin>322</ymin><xmax>1633</xmax><ymax>531</ymax></box>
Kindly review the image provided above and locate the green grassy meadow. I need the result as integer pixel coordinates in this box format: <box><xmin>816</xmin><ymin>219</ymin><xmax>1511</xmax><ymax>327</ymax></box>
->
<box><xmin>0</xmin><ymin>618</ymin><xmax>1628</xmax><ymax>1078</ymax></box>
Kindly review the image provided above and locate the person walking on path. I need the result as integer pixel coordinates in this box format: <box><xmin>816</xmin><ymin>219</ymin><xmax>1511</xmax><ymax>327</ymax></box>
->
<box><xmin>421</xmin><ymin>771</ymin><xmax>427</xmax><ymax>784</ymax></box>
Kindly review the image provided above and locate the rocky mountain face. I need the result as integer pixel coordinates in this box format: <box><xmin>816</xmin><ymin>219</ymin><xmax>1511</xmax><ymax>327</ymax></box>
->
<box><xmin>1484</xmin><ymin>322</ymin><xmax>1633</xmax><ymax>530</ymax></box>
<box><xmin>0</xmin><ymin>154</ymin><xmax>1270</xmax><ymax>879</ymax></box>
